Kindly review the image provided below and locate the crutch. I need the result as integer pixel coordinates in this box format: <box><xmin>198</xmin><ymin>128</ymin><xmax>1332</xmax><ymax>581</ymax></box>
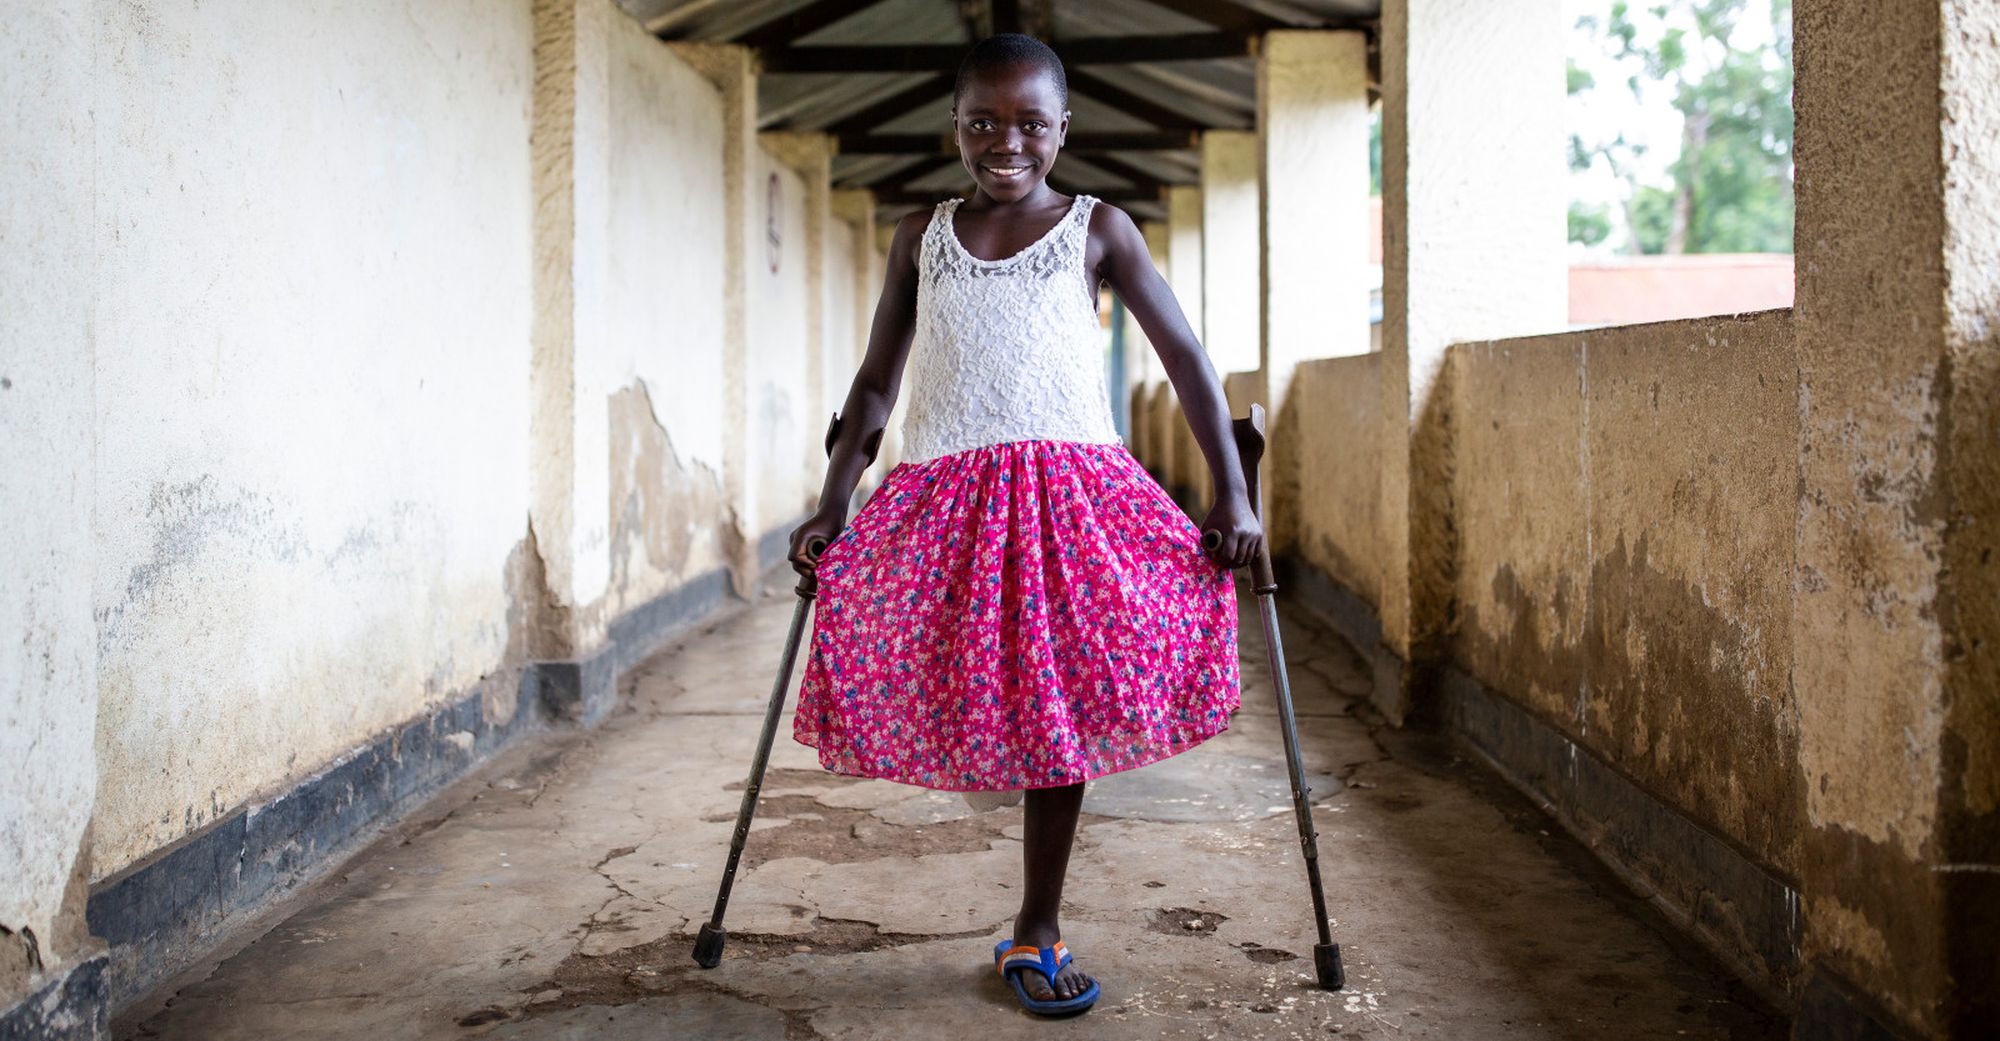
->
<box><xmin>694</xmin><ymin>411</ymin><xmax>880</xmax><ymax>970</ymax></box>
<box><xmin>1200</xmin><ymin>402</ymin><xmax>1346</xmax><ymax>991</ymax></box>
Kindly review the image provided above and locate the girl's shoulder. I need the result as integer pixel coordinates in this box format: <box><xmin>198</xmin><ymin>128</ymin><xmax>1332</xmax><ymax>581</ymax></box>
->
<box><xmin>1082</xmin><ymin>197</ymin><xmax>1144</xmax><ymax>253</ymax></box>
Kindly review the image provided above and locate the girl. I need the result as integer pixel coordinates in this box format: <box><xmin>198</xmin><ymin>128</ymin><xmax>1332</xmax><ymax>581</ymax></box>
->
<box><xmin>786</xmin><ymin>33</ymin><xmax>1261</xmax><ymax>1017</ymax></box>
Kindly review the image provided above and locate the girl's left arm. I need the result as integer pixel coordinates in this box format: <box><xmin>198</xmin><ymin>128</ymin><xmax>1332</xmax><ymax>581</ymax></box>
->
<box><xmin>1091</xmin><ymin>203</ymin><xmax>1262</xmax><ymax>570</ymax></box>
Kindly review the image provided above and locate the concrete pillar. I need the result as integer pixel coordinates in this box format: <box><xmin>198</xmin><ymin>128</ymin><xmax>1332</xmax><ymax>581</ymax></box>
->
<box><xmin>668</xmin><ymin>42</ymin><xmax>759</xmax><ymax>594</ymax></box>
<box><xmin>1126</xmin><ymin>221</ymin><xmax>1171</xmax><ymax>463</ymax></box>
<box><xmin>1258</xmin><ymin>31</ymin><xmax>1372</xmax><ymax>408</ymax></box>
<box><xmin>1789</xmin><ymin>1</ymin><xmax>1999</xmax><ymax>1035</ymax></box>
<box><xmin>1200</xmin><ymin>130</ymin><xmax>1261</xmax><ymax>376</ymax></box>
<box><xmin>1</xmin><ymin>0</ymin><xmax>104</xmax><ymax>1023</ymax></box>
<box><xmin>530</xmin><ymin>0</ymin><xmax>614</xmax><ymax>652</ymax></box>
<box><xmin>1257</xmin><ymin>30</ymin><xmax>1372</xmax><ymax>553</ymax></box>
<box><xmin>1378</xmin><ymin>0</ymin><xmax>1566</xmax><ymax>711</ymax></box>
<box><xmin>1165</xmin><ymin>186</ymin><xmax>1205</xmax><ymax>347</ymax></box>
<box><xmin>830</xmin><ymin>188</ymin><xmax>875</xmax><ymax>382</ymax></box>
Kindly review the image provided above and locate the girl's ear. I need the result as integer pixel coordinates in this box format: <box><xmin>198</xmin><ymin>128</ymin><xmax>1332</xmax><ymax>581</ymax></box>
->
<box><xmin>1059</xmin><ymin>110</ymin><xmax>1070</xmax><ymax>146</ymax></box>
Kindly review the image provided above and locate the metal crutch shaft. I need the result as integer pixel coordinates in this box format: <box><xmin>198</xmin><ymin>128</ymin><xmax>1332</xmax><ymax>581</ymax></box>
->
<box><xmin>694</xmin><ymin>412</ymin><xmax>880</xmax><ymax>970</ymax></box>
<box><xmin>1200</xmin><ymin>402</ymin><xmax>1345</xmax><ymax>991</ymax></box>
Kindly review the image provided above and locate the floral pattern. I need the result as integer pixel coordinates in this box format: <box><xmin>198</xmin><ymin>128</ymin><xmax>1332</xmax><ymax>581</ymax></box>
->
<box><xmin>793</xmin><ymin>438</ymin><xmax>1240</xmax><ymax>791</ymax></box>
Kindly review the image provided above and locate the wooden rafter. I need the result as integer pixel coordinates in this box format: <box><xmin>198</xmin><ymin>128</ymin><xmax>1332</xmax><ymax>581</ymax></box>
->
<box><xmin>823</xmin><ymin>73</ymin><xmax>955</xmax><ymax>134</ymax></box>
<box><xmin>1067</xmin><ymin>69</ymin><xmax>1204</xmax><ymax>131</ymax></box>
<box><xmin>730</xmin><ymin>0</ymin><xmax>890</xmax><ymax>49</ymax></box>
<box><xmin>837</xmin><ymin>130</ymin><xmax>1199</xmax><ymax>154</ymax></box>
<box><xmin>991</xmin><ymin>0</ymin><xmax>1021</xmax><ymax>33</ymax></box>
<box><xmin>1077</xmin><ymin>153</ymin><xmax>1183</xmax><ymax>192</ymax></box>
<box><xmin>863</xmin><ymin>154</ymin><xmax>960</xmax><ymax>190</ymax></box>
<box><xmin>759</xmin><ymin>32</ymin><xmax>1256</xmax><ymax>74</ymax></box>
<box><xmin>1132</xmin><ymin>0</ymin><xmax>1284</xmax><ymax>32</ymax></box>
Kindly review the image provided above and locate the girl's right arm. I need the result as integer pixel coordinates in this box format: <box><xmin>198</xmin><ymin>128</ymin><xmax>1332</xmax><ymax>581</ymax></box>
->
<box><xmin>788</xmin><ymin>210</ymin><xmax>929</xmax><ymax>576</ymax></box>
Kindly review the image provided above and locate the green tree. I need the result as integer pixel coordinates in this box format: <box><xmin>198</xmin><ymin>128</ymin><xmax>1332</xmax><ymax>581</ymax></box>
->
<box><xmin>1571</xmin><ymin>0</ymin><xmax>1793</xmax><ymax>254</ymax></box>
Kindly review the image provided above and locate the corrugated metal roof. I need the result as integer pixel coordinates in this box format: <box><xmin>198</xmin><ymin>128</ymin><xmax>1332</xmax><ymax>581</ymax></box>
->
<box><xmin>622</xmin><ymin>0</ymin><xmax>1381</xmax><ymax>220</ymax></box>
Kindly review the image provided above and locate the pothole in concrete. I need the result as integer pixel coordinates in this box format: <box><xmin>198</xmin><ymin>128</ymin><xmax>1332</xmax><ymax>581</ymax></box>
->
<box><xmin>1236</xmin><ymin>940</ymin><xmax>1300</xmax><ymax>964</ymax></box>
<box><xmin>1144</xmin><ymin>907</ymin><xmax>1230</xmax><ymax>935</ymax></box>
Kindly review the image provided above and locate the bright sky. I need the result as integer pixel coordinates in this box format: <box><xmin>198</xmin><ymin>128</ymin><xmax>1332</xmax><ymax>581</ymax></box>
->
<box><xmin>1564</xmin><ymin>0</ymin><xmax>1785</xmax><ymax>252</ymax></box>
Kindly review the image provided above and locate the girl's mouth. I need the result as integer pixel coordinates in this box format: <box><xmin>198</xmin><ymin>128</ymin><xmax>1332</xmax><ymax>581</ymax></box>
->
<box><xmin>980</xmin><ymin>162</ymin><xmax>1035</xmax><ymax>181</ymax></box>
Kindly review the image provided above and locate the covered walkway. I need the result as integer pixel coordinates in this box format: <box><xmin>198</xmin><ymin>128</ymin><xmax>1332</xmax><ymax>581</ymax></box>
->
<box><xmin>122</xmin><ymin>577</ymin><xmax>1776</xmax><ymax>1040</ymax></box>
<box><xmin>5</xmin><ymin>1</ymin><xmax>1995</xmax><ymax>1039</ymax></box>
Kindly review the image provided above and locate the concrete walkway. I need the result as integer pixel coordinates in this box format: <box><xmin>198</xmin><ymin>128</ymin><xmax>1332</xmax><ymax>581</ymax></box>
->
<box><xmin>122</xmin><ymin>573</ymin><xmax>1783</xmax><ymax>1040</ymax></box>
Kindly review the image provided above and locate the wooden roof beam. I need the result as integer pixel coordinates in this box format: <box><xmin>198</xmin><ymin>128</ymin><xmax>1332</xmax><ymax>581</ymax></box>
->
<box><xmin>1066</xmin><ymin>68</ymin><xmax>1205</xmax><ymax>131</ymax></box>
<box><xmin>822</xmin><ymin>73</ymin><xmax>955</xmax><ymax>134</ymax></box>
<box><xmin>1075</xmin><ymin>153</ymin><xmax>1183</xmax><ymax>193</ymax></box>
<box><xmin>730</xmin><ymin>0</ymin><xmax>892</xmax><ymax>49</ymax></box>
<box><xmin>759</xmin><ymin>32</ymin><xmax>1258</xmax><ymax>74</ymax></box>
<box><xmin>1133</xmin><ymin>0</ymin><xmax>1285</xmax><ymax>32</ymax></box>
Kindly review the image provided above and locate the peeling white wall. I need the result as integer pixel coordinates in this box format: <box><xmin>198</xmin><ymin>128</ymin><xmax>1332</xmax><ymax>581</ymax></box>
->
<box><xmin>1</xmin><ymin>0</ymin><xmax>99</xmax><ymax>988</ymax></box>
<box><xmin>607</xmin><ymin>15</ymin><xmax>726</xmax><ymax>476</ymax></box>
<box><xmin>599</xmin><ymin>11</ymin><xmax>731</xmax><ymax>612</ymax></box>
<box><xmin>87</xmin><ymin>0</ymin><xmax>536</xmax><ymax>878</ymax></box>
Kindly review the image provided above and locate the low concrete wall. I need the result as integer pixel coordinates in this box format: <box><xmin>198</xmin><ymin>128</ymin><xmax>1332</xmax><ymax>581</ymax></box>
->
<box><xmin>1280</xmin><ymin>355</ymin><xmax>1383</xmax><ymax>608</ymax></box>
<box><xmin>1439</xmin><ymin>310</ymin><xmax>1803</xmax><ymax>992</ymax></box>
<box><xmin>1451</xmin><ymin>310</ymin><xmax>1801</xmax><ymax>879</ymax></box>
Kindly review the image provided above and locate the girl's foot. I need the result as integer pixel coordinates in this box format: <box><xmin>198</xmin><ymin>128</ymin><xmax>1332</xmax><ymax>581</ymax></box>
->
<box><xmin>1009</xmin><ymin>920</ymin><xmax>1095</xmax><ymax>1002</ymax></box>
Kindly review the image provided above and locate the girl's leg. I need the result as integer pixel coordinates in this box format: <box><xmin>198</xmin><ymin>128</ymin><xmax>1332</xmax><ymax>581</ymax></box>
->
<box><xmin>1010</xmin><ymin>781</ymin><xmax>1095</xmax><ymax>1001</ymax></box>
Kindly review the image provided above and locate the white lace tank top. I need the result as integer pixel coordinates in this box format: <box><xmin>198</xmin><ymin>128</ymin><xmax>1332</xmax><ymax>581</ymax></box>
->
<box><xmin>899</xmin><ymin>194</ymin><xmax>1125</xmax><ymax>465</ymax></box>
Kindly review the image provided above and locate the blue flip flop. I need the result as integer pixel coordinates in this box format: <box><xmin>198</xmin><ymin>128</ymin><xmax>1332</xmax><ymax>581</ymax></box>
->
<box><xmin>993</xmin><ymin>938</ymin><xmax>1102</xmax><ymax>1015</ymax></box>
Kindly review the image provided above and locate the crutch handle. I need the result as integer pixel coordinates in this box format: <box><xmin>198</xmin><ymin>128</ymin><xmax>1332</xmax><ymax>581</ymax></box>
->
<box><xmin>1200</xmin><ymin>405</ymin><xmax>1277</xmax><ymax>590</ymax></box>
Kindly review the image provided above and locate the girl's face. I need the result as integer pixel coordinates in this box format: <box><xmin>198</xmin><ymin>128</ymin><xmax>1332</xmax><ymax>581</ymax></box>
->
<box><xmin>951</xmin><ymin>62</ymin><xmax>1069</xmax><ymax>203</ymax></box>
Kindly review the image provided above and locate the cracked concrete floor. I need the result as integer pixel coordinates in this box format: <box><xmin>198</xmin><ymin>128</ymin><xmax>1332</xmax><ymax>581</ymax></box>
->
<box><xmin>121</xmin><ymin>573</ymin><xmax>1783</xmax><ymax>1040</ymax></box>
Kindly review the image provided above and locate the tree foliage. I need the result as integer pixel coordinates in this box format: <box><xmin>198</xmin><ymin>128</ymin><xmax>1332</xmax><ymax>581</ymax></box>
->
<box><xmin>1570</xmin><ymin>0</ymin><xmax>1794</xmax><ymax>254</ymax></box>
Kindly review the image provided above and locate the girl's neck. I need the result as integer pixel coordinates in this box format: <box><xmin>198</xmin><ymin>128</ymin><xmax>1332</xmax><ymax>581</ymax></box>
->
<box><xmin>964</xmin><ymin>183</ymin><xmax>1069</xmax><ymax>213</ymax></box>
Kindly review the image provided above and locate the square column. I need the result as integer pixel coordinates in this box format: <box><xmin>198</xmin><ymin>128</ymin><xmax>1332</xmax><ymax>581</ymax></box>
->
<box><xmin>1379</xmin><ymin>0</ymin><xmax>1567</xmax><ymax>704</ymax></box>
<box><xmin>1789</xmin><ymin>0</ymin><xmax>2000</xmax><ymax>1035</ymax></box>
<box><xmin>1258</xmin><ymin>30</ymin><xmax>1372</xmax><ymax>412</ymax></box>
<box><xmin>531</xmin><ymin>0</ymin><xmax>615</xmax><ymax>651</ymax></box>
<box><xmin>1257</xmin><ymin>30</ymin><xmax>1373</xmax><ymax>553</ymax></box>
<box><xmin>1201</xmin><ymin>130</ymin><xmax>1261</xmax><ymax>375</ymax></box>
<box><xmin>1165</xmin><ymin>185</ymin><xmax>1205</xmax><ymax>348</ymax></box>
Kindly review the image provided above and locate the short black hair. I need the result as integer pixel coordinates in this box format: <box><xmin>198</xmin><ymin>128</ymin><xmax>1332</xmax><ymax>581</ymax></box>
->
<box><xmin>954</xmin><ymin>33</ymin><xmax>1069</xmax><ymax>109</ymax></box>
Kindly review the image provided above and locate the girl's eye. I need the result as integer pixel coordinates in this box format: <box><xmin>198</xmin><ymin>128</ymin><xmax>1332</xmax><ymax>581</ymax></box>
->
<box><xmin>969</xmin><ymin>119</ymin><xmax>995</xmax><ymax>132</ymax></box>
<box><xmin>1025</xmin><ymin>122</ymin><xmax>1047</xmax><ymax>133</ymax></box>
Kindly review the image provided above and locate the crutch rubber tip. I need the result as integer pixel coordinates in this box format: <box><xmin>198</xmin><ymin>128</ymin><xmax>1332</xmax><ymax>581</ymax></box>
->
<box><xmin>693</xmin><ymin>922</ymin><xmax>727</xmax><ymax>969</ymax></box>
<box><xmin>1315</xmin><ymin>942</ymin><xmax>1345</xmax><ymax>990</ymax></box>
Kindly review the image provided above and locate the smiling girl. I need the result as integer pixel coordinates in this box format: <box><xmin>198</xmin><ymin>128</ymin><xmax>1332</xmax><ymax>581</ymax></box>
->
<box><xmin>786</xmin><ymin>33</ymin><xmax>1260</xmax><ymax>1017</ymax></box>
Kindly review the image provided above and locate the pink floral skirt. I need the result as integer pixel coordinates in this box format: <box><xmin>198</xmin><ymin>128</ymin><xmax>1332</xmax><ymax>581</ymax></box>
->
<box><xmin>792</xmin><ymin>438</ymin><xmax>1240</xmax><ymax>791</ymax></box>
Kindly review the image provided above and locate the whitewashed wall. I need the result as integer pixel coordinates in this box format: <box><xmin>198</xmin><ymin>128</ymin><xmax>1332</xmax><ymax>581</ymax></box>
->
<box><xmin>1</xmin><ymin>0</ymin><xmax>100</xmax><ymax>995</ymax></box>
<box><xmin>85</xmin><ymin>0</ymin><xmax>536</xmax><ymax>879</ymax></box>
